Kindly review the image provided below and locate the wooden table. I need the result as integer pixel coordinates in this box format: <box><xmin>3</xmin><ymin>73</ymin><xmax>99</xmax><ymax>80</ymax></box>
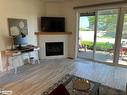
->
<box><xmin>4</xmin><ymin>46</ymin><xmax>40</xmax><ymax>74</ymax></box>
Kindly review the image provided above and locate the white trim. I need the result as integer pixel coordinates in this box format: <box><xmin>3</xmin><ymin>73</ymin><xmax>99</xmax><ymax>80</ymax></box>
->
<box><xmin>75</xmin><ymin>3</ymin><xmax>127</xmax><ymax>13</ymax></box>
<box><xmin>93</xmin><ymin>11</ymin><xmax>98</xmax><ymax>59</ymax></box>
<box><xmin>116</xmin><ymin>8</ymin><xmax>127</xmax><ymax>67</ymax></box>
<box><xmin>75</xmin><ymin>12</ymin><xmax>80</xmax><ymax>58</ymax></box>
<box><xmin>113</xmin><ymin>8</ymin><xmax>124</xmax><ymax>65</ymax></box>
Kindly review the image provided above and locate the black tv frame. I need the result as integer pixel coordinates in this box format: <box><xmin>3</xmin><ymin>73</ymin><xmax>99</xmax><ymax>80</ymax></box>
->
<box><xmin>41</xmin><ymin>17</ymin><xmax>65</xmax><ymax>32</ymax></box>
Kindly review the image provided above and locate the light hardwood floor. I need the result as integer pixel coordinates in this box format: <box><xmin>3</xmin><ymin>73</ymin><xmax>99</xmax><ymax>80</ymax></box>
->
<box><xmin>0</xmin><ymin>58</ymin><xmax>127</xmax><ymax>95</ymax></box>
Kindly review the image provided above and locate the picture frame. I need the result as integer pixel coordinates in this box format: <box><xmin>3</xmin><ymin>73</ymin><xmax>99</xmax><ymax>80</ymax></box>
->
<box><xmin>8</xmin><ymin>18</ymin><xmax>28</xmax><ymax>36</ymax></box>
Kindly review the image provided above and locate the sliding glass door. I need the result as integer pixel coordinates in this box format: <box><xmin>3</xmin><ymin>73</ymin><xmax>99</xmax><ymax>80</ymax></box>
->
<box><xmin>78</xmin><ymin>13</ymin><xmax>95</xmax><ymax>59</ymax></box>
<box><xmin>78</xmin><ymin>9</ymin><xmax>119</xmax><ymax>64</ymax></box>
<box><xmin>77</xmin><ymin>8</ymin><xmax>127</xmax><ymax>66</ymax></box>
<box><xmin>95</xmin><ymin>9</ymin><xmax>118</xmax><ymax>63</ymax></box>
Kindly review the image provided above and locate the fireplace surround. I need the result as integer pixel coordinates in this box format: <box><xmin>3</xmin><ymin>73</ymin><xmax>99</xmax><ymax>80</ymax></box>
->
<box><xmin>37</xmin><ymin>34</ymin><xmax>69</xmax><ymax>59</ymax></box>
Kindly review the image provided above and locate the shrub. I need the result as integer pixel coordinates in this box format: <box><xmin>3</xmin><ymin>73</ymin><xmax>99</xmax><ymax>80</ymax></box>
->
<box><xmin>79</xmin><ymin>40</ymin><xmax>113</xmax><ymax>51</ymax></box>
<box><xmin>96</xmin><ymin>42</ymin><xmax>113</xmax><ymax>51</ymax></box>
<box><xmin>79</xmin><ymin>41</ymin><xmax>93</xmax><ymax>50</ymax></box>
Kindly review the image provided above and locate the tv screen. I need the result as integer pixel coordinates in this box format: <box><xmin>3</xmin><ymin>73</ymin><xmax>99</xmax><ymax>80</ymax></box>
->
<box><xmin>41</xmin><ymin>17</ymin><xmax>65</xmax><ymax>32</ymax></box>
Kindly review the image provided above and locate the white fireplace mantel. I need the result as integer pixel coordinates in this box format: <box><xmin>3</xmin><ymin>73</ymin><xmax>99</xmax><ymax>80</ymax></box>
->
<box><xmin>36</xmin><ymin>32</ymin><xmax>72</xmax><ymax>59</ymax></box>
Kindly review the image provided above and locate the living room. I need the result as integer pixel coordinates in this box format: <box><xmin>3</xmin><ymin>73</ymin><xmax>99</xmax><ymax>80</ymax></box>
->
<box><xmin>0</xmin><ymin>0</ymin><xmax>127</xmax><ymax>95</ymax></box>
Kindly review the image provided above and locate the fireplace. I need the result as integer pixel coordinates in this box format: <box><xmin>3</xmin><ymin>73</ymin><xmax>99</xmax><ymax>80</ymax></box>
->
<box><xmin>37</xmin><ymin>35</ymin><xmax>68</xmax><ymax>59</ymax></box>
<box><xmin>46</xmin><ymin>42</ymin><xmax>64</xmax><ymax>56</ymax></box>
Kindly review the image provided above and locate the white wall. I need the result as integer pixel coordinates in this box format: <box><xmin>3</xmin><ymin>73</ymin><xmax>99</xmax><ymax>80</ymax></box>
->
<box><xmin>0</xmin><ymin>0</ymin><xmax>45</xmax><ymax>71</ymax></box>
<box><xmin>0</xmin><ymin>0</ymin><xmax>45</xmax><ymax>50</ymax></box>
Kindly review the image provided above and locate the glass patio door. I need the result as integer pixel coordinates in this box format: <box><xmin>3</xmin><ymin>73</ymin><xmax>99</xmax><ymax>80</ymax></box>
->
<box><xmin>77</xmin><ymin>8</ymin><xmax>127</xmax><ymax>66</ymax></box>
<box><xmin>78</xmin><ymin>9</ymin><xmax>118</xmax><ymax>64</ymax></box>
<box><xmin>78</xmin><ymin>12</ymin><xmax>96</xmax><ymax>59</ymax></box>
<box><xmin>95</xmin><ymin>9</ymin><xmax>118</xmax><ymax>63</ymax></box>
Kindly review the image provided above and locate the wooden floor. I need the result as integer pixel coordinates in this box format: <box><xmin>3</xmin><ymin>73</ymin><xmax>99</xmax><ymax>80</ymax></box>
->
<box><xmin>0</xmin><ymin>58</ymin><xmax>127</xmax><ymax>95</ymax></box>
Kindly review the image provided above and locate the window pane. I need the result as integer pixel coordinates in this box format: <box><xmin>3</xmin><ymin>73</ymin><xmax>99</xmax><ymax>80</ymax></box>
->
<box><xmin>78</xmin><ymin>15</ymin><xmax>95</xmax><ymax>59</ymax></box>
<box><xmin>95</xmin><ymin>9</ymin><xmax>118</xmax><ymax>63</ymax></box>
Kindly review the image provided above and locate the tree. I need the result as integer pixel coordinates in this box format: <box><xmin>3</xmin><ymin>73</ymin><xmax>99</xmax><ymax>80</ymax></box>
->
<box><xmin>123</xmin><ymin>15</ymin><xmax>127</xmax><ymax>33</ymax></box>
<box><xmin>88</xmin><ymin>14</ymin><xmax>117</xmax><ymax>32</ymax></box>
<box><xmin>80</xmin><ymin>27</ymin><xmax>85</xmax><ymax>31</ymax></box>
<box><xmin>97</xmin><ymin>15</ymin><xmax>117</xmax><ymax>32</ymax></box>
<box><xmin>88</xmin><ymin>16</ymin><xmax>95</xmax><ymax>30</ymax></box>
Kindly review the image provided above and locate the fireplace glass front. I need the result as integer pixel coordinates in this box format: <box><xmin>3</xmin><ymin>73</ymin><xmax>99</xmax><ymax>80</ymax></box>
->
<box><xmin>45</xmin><ymin>42</ymin><xmax>64</xmax><ymax>56</ymax></box>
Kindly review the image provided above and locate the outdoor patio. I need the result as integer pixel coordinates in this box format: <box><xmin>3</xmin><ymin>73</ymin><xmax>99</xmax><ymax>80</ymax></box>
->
<box><xmin>78</xmin><ymin>49</ymin><xmax>127</xmax><ymax>65</ymax></box>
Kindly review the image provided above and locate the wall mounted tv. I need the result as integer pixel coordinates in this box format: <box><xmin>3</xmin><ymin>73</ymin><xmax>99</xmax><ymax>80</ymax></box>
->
<box><xmin>41</xmin><ymin>17</ymin><xmax>65</xmax><ymax>32</ymax></box>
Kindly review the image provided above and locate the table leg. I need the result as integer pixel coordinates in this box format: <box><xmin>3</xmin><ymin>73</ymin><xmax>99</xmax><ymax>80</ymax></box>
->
<box><xmin>28</xmin><ymin>53</ymin><xmax>31</xmax><ymax>63</ymax></box>
<box><xmin>12</xmin><ymin>56</ymin><xmax>18</xmax><ymax>74</ymax></box>
<box><xmin>6</xmin><ymin>56</ymin><xmax>9</xmax><ymax>71</ymax></box>
<box><xmin>35</xmin><ymin>50</ymin><xmax>40</xmax><ymax>64</ymax></box>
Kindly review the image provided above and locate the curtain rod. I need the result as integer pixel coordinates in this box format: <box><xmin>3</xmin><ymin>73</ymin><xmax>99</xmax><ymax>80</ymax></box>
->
<box><xmin>73</xmin><ymin>1</ymin><xmax>127</xmax><ymax>9</ymax></box>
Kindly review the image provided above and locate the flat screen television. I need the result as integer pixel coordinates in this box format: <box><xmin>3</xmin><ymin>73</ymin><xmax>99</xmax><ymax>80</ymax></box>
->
<box><xmin>41</xmin><ymin>17</ymin><xmax>65</xmax><ymax>32</ymax></box>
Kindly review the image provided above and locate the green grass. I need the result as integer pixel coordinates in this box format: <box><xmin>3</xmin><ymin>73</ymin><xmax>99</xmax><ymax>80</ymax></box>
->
<box><xmin>79</xmin><ymin>40</ymin><xmax>113</xmax><ymax>51</ymax></box>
